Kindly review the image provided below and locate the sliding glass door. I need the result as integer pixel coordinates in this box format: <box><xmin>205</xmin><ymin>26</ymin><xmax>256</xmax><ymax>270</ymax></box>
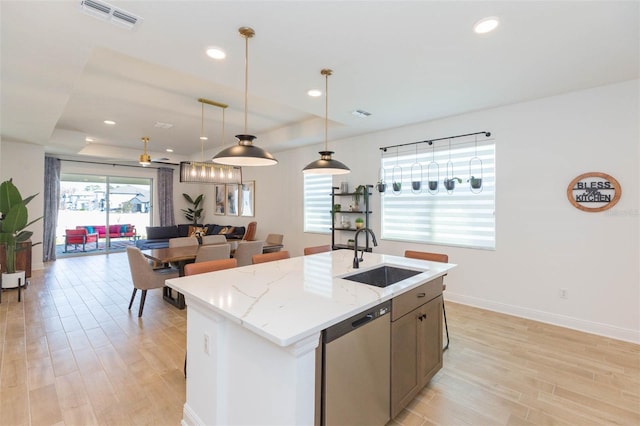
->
<box><xmin>58</xmin><ymin>174</ymin><xmax>152</xmax><ymax>256</ymax></box>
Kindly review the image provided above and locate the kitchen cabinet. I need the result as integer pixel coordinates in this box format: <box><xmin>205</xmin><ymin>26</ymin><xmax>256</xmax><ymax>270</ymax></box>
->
<box><xmin>391</xmin><ymin>278</ymin><xmax>443</xmax><ymax>418</ymax></box>
<box><xmin>330</xmin><ymin>185</ymin><xmax>373</xmax><ymax>251</ymax></box>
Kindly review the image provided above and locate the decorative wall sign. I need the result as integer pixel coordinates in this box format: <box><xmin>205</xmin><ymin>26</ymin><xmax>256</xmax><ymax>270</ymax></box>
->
<box><xmin>567</xmin><ymin>172</ymin><xmax>621</xmax><ymax>212</ymax></box>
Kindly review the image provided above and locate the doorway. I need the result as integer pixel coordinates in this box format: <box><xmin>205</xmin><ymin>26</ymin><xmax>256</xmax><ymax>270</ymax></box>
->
<box><xmin>57</xmin><ymin>173</ymin><xmax>152</xmax><ymax>257</ymax></box>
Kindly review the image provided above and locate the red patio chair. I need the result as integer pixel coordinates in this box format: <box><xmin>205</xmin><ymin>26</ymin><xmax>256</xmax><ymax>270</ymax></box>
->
<box><xmin>64</xmin><ymin>229</ymin><xmax>99</xmax><ymax>252</ymax></box>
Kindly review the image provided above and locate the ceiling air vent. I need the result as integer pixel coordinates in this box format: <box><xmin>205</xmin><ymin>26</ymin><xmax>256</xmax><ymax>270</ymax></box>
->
<box><xmin>80</xmin><ymin>0</ymin><xmax>142</xmax><ymax>30</ymax></box>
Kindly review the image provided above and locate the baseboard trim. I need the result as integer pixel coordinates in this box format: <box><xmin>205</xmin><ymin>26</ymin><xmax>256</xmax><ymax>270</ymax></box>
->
<box><xmin>182</xmin><ymin>403</ymin><xmax>204</xmax><ymax>426</ymax></box>
<box><xmin>446</xmin><ymin>292</ymin><xmax>640</xmax><ymax>344</ymax></box>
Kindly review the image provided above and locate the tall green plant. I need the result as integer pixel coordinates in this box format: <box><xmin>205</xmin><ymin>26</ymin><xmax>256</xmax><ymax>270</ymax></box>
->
<box><xmin>181</xmin><ymin>193</ymin><xmax>204</xmax><ymax>225</ymax></box>
<box><xmin>0</xmin><ymin>179</ymin><xmax>42</xmax><ymax>273</ymax></box>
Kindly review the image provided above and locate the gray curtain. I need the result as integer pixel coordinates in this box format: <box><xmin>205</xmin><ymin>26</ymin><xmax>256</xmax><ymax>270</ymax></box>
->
<box><xmin>42</xmin><ymin>157</ymin><xmax>60</xmax><ymax>262</ymax></box>
<box><xmin>157</xmin><ymin>167</ymin><xmax>175</xmax><ymax>226</ymax></box>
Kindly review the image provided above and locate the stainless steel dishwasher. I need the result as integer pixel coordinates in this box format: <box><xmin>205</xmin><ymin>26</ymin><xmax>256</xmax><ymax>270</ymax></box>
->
<box><xmin>321</xmin><ymin>300</ymin><xmax>391</xmax><ymax>426</ymax></box>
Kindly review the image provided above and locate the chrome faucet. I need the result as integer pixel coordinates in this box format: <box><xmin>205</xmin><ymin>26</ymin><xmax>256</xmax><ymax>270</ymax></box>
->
<box><xmin>353</xmin><ymin>227</ymin><xmax>378</xmax><ymax>268</ymax></box>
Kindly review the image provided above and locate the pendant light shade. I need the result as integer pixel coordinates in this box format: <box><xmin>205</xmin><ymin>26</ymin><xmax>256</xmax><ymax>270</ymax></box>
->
<box><xmin>139</xmin><ymin>137</ymin><xmax>151</xmax><ymax>166</ymax></box>
<box><xmin>212</xmin><ymin>27</ymin><xmax>278</xmax><ymax>167</ymax></box>
<box><xmin>303</xmin><ymin>69</ymin><xmax>350</xmax><ymax>175</ymax></box>
<box><xmin>213</xmin><ymin>134</ymin><xmax>277</xmax><ymax>166</ymax></box>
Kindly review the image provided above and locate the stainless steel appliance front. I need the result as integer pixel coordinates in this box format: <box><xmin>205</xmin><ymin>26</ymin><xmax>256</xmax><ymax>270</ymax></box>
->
<box><xmin>322</xmin><ymin>301</ymin><xmax>391</xmax><ymax>425</ymax></box>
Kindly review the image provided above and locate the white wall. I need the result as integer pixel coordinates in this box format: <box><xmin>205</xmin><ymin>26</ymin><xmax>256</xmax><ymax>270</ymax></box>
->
<box><xmin>0</xmin><ymin>141</ymin><xmax>46</xmax><ymax>271</ymax></box>
<box><xmin>247</xmin><ymin>80</ymin><xmax>640</xmax><ymax>343</ymax></box>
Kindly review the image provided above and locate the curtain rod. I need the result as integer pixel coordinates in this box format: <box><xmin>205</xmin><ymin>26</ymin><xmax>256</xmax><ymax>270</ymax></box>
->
<box><xmin>379</xmin><ymin>131</ymin><xmax>491</xmax><ymax>152</ymax></box>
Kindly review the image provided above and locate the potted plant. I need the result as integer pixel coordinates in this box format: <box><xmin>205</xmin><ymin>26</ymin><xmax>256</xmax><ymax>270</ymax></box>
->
<box><xmin>428</xmin><ymin>180</ymin><xmax>438</xmax><ymax>191</ymax></box>
<box><xmin>182</xmin><ymin>193</ymin><xmax>204</xmax><ymax>225</ymax></box>
<box><xmin>0</xmin><ymin>179</ymin><xmax>42</xmax><ymax>288</ymax></box>
<box><xmin>376</xmin><ymin>179</ymin><xmax>387</xmax><ymax>193</ymax></box>
<box><xmin>355</xmin><ymin>217</ymin><xmax>364</xmax><ymax>229</ymax></box>
<box><xmin>468</xmin><ymin>176</ymin><xmax>483</xmax><ymax>189</ymax></box>
<box><xmin>353</xmin><ymin>185</ymin><xmax>367</xmax><ymax>210</ymax></box>
<box><xmin>392</xmin><ymin>181</ymin><xmax>402</xmax><ymax>192</ymax></box>
<box><xmin>443</xmin><ymin>177</ymin><xmax>462</xmax><ymax>191</ymax></box>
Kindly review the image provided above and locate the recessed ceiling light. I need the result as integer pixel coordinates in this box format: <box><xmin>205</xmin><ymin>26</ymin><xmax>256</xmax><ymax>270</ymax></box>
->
<box><xmin>206</xmin><ymin>47</ymin><xmax>226</xmax><ymax>59</ymax></box>
<box><xmin>307</xmin><ymin>89</ymin><xmax>322</xmax><ymax>97</ymax></box>
<box><xmin>154</xmin><ymin>121</ymin><xmax>174</xmax><ymax>129</ymax></box>
<box><xmin>85</xmin><ymin>137</ymin><xmax>95</xmax><ymax>142</ymax></box>
<box><xmin>166</xmin><ymin>148</ymin><xmax>174</xmax><ymax>153</ymax></box>
<box><xmin>103</xmin><ymin>120</ymin><xmax>116</xmax><ymax>125</ymax></box>
<box><xmin>474</xmin><ymin>16</ymin><xmax>499</xmax><ymax>34</ymax></box>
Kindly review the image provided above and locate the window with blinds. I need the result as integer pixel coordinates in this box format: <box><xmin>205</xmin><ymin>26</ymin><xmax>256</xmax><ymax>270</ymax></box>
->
<box><xmin>304</xmin><ymin>174</ymin><xmax>332</xmax><ymax>233</ymax></box>
<box><xmin>381</xmin><ymin>140</ymin><xmax>495</xmax><ymax>249</ymax></box>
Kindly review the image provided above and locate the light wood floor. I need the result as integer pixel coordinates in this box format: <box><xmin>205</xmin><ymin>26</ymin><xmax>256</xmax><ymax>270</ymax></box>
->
<box><xmin>1</xmin><ymin>253</ymin><xmax>638</xmax><ymax>425</ymax></box>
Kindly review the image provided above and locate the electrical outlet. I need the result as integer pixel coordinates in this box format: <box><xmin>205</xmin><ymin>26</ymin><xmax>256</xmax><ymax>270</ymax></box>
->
<box><xmin>559</xmin><ymin>288</ymin><xmax>568</xmax><ymax>299</ymax></box>
<box><xmin>204</xmin><ymin>333</ymin><xmax>210</xmax><ymax>355</ymax></box>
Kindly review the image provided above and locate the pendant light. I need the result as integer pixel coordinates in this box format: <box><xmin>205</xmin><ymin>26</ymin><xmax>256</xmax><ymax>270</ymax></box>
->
<box><xmin>139</xmin><ymin>137</ymin><xmax>151</xmax><ymax>166</ymax></box>
<box><xmin>303</xmin><ymin>69</ymin><xmax>350</xmax><ymax>175</ymax></box>
<box><xmin>212</xmin><ymin>27</ymin><xmax>278</xmax><ymax>167</ymax></box>
<box><xmin>181</xmin><ymin>98</ymin><xmax>242</xmax><ymax>183</ymax></box>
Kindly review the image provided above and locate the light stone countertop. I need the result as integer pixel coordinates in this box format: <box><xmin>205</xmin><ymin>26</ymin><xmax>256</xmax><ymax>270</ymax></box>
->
<box><xmin>166</xmin><ymin>250</ymin><xmax>456</xmax><ymax>347</ymax></box>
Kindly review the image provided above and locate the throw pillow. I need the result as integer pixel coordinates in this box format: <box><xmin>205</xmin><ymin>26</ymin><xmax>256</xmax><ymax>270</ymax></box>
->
<box><xmin>85</xmin><ymin>226</ymin><xmax>94</xmax><ymax>234</ymax></box>
<box><xmin>218</xmin><ymin>226</ymin><xmax>235</xmax><ymax>235</ymax></box>
<box><xmin>120</xmin><ymin>224</ymin><xmax>128</xmax><ymax>233</ymax></box>
<box><xmin>188</xmin><ymin>226</ymin><xmax>208</xmax><ymax>237</ymax></box>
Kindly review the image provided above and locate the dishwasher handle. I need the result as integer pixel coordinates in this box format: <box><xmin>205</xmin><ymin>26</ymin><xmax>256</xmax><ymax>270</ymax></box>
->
<box><xmin>352</xmin><ymin>314</ymin><xmax>374</xmax><ymax>328</ymax></box>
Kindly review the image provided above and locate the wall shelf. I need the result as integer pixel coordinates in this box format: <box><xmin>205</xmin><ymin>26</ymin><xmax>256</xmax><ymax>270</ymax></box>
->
<box><xmin>331</xmin><ymin>185</ymin><xmax>373</xmax><ymax>252</ymax></box>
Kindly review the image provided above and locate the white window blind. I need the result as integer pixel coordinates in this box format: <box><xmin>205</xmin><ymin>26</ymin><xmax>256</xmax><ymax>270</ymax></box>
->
<box><xmin>381</xmin><ymin>140</ymin><xmax>495</xmax><ymax>249</ymax></box>
<box><xmin>304</xmin><ymin>174</ymin><xmax>332</xmax><ymax>233</ymax></box>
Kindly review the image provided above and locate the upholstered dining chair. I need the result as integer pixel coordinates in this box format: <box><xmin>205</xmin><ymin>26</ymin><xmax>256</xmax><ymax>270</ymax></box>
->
<box><xmin>195</xmin><ymin>244</ymin><xmax>231</xmax><ymax>263</ymax></box>
<box><xmin>184</xmin><ymin>258</ymin><xmax>237</xmax><ymax>276</ymax></box>
<box><xmin>126</xmin><ymin>246</ymin><xmax>179</xmax><ymax>317</ymax></box>
<box><xmin>169</xmin><ymin>236</ymin><xmax>199</xmax><ymax>248</ymax></box>
<box><xmin>201</xmin><ymin>234</ymin><xmax>227</xmax><ymax>245</ymax></box>
<box><xmin>242</xmin><ymin>221</ymin><xmax>257</xmax><ymax>241</ymax></box>
<box><xmin>303</xmin><ymin>245</ymin><xmax>331</xmax><ymax>255</ymax></box>
<box><xmin>252</xmin><ymin>250</ymin><xmax>290</xmax><ymax>265</ymax></box>
<box><xmin>404</xmin><ymin>250</ymin><xmax>450</xmax><ymax>350</ymax></box>
<box><xmin>265</xmin><ymin>233</ymin><xmax>284</xmax><ymax>245</ymax></box>
<box><xmin>233</xmin><ymin>240</ymin><xmax>264</xmax><ymax>267</ymax></box>
<box><xmin>262</xmin><ymin>233</ymin><xmax>284</xmax><ymax>253</ymax></box>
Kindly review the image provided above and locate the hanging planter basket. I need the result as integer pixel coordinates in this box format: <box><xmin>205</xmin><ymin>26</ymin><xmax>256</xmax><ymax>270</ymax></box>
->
<box><xmin>392</xmin><ymin>165</ymin><xmax>402</xmax><ymax>194</ymax></box>
<box><xmin>411</xmin><ymin>163</ymin><xmax>422</xmax><ymax>193</ymax></box>
<box><xmin>377</xmin><ymin>167</ymin><xmax>387</xmax><ymax>193</ymax></box>
<box><xmin>427</xmin><ymin>143</ymin><xmax>439</xmax><ymax>194</ymax></box>
<box><xmin>468</xmin><ymin>145</ymin><xmax>484</xmax><ymax>193</ymax></box>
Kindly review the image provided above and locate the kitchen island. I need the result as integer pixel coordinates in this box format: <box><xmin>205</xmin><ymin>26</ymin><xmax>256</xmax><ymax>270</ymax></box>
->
<box><xmin>166</xmin><ymin>249</ymin><xmax>456</xmax><ymax>426</ymax></box>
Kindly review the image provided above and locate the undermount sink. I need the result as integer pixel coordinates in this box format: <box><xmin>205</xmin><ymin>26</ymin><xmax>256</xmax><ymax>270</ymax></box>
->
<box><xmin>342</xmin><ymin>265</ymin><xmax>423</xmax><ymax>288</ymax></box>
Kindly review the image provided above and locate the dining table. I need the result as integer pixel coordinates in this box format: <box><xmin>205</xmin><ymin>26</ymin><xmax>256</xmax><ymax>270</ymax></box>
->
<box><xmin>142</xmin><ymin>242</ymin><xmax>286</xmax><ymax>309</ymax></box>
<box><xmin>142</xmin><ymin>245</ymin><xmax>199</xmax><ymax>308</ymax></box>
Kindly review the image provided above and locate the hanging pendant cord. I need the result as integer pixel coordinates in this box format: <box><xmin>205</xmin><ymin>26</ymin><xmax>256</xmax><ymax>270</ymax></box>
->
<box><xmin>244</xmin><ymin>32</ymin><xmax>249</xmax><ymax>133</ymax></box>
<box><xmin>324</xmin><ymin>70</ymin><xmax>329</xmax><ymax>151</ymax></box>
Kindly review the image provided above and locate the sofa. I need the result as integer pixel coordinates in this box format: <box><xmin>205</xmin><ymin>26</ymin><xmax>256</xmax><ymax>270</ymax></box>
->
<box><xmin>135</xmin><ymin>223</ymin><xmax>247</xmax><ymax>250</ymax></box>
<box><xmin>76</xmin><ymin>224</ymin><xmax>137</xmax><ymax>240</ymax></box>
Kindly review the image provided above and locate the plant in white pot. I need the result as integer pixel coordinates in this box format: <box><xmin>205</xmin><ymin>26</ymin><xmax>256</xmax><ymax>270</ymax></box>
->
<box><xmin>0</xmin><ymin>179</ymin><xmax>42</xmax><ymax>288</ymax></box>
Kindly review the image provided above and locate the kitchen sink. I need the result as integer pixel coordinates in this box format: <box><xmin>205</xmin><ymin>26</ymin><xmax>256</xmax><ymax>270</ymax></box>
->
<box><xmin>342</xmin><ymin>265</ymin><xmax>423</xmax><ymax>288</ymax></box>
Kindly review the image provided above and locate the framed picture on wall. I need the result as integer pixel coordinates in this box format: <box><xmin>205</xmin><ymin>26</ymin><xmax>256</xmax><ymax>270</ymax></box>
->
<box><xmin>214</xmin><ymin>184</ymin><xmax>226</xmax><ymax>215</ymax></box>
<box><xmin>226</xmin><ymin>183</ymin><xmax>239</xmax><ymax>216</ymax></box>
<box><xmin>240</xmin><ymin>181</ymin><xmax>255</xmax><ymax>217</ymax></box>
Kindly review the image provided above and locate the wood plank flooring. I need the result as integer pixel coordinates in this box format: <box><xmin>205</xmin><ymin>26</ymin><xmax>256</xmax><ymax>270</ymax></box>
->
<box><xmin>1</xmin><ymin>252</ymin><xmax>638</xmax><ymax>425</ymax></box>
